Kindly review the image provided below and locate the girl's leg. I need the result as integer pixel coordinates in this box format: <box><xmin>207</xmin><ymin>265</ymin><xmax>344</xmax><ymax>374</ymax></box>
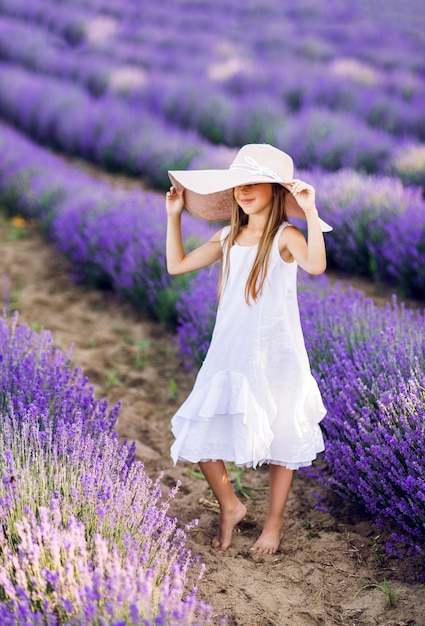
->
<box><xmin>251</xmin><ymin>464</ymin><xmax>293</xmax><ymax>554</ymax></box>
<box><xmin>198</xmin><ymin>460</ymin><xmax>247</xmax><ymax>551</ymax></box>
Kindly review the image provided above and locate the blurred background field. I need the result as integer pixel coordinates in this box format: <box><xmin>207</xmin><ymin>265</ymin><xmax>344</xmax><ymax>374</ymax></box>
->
<box><xmin>1</xmin><ymin>0</ymin><xmax>425</xmax><ymax>296</ymax></box>
<box><xmin>0</xmin><ymin>0</ymin><xmax>425</xmax><ymax>624</ymax></box>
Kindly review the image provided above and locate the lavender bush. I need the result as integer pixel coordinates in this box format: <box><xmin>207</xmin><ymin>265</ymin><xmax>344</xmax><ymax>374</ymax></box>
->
<box><xmin>306</xmin><ymin>168</ymin><xmax>425</xmax><ymax>297</ymax></box>
<box><xmin>175</xmin><ymin>268</ymin><xmax>220</xmax><ymax>368</ymax></box>
<box><xmin>0</xmin><ymin>310</ymin><xmax>119</xmax><ymax>439</ymax></box>
<box><xmin>300</xmin><ymin>282</ymin><xmax>425</xmax><ymax>556</ymax></box>
<box><xmin>0</xmin><ymin>503</ymin><xmax>209</xmax><ymax>625</ymax></box>
<box><xmin>0</xmin><ymin>312</ymin><xmax>217</xmax><ymax>624</ymax></box>
<box><xmin>389</xmin><ymin>143</ymin><xmax>425</xmax><ymax>188</ymax></box>
<box><xmin>276</xmin><ymin>107</ymin><xmax>395</xmax><ymax>173</ymax></box>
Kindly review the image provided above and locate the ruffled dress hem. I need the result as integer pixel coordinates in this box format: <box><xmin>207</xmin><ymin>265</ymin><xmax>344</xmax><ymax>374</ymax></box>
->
<box><xmin>170</xmin><ymin>368</ymin><xmax>325</xmax><ymax>470</ymax></box>
<box><xmin>173</xmin><ymin>455</ymin><xmax>324</xmax><ymax>470</ymax></box>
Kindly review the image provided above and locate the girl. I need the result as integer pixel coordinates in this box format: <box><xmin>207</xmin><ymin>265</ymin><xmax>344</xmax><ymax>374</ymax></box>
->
<box><xmin>165</xmin><ymin>144</ymin><xmax>331</xmax><ymax>554</ymax></box>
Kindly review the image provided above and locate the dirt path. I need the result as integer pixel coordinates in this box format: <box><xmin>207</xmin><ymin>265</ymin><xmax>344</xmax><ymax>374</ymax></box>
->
<box><xmin>1</xmin><ymin>212</ymin><xmax>424</xmax><ymax>626</ymax></box>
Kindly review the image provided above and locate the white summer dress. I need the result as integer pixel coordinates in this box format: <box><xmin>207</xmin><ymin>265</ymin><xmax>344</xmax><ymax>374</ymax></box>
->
<box><xmin>170</xmin><ymin>223</ymin><xmax>326</xmax><ymax>470</ymax></box>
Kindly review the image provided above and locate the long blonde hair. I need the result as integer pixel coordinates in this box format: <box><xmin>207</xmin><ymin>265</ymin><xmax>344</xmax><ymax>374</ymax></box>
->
<box><xmin>220</xmin><ymin>184</ymin><xmax>289</xmax><ymax>303</ymax></box>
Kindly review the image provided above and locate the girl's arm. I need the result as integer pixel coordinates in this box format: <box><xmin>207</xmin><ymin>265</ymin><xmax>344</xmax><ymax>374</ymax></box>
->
<box><xmin>279</xmin><ymin>179</ymin><xmax>327</xmax><ymax>275</ymax></box>
<box><xmin>166</xmin><ymin>186</ymin><xmax>223</xmax><ymax>275</ymax></box>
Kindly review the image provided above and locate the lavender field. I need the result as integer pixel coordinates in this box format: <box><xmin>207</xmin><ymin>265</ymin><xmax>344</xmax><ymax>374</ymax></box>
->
<box><xmin>0</xmin><ymin>0</ymin><xmax>425</xmax><ymax>623</ymax></box>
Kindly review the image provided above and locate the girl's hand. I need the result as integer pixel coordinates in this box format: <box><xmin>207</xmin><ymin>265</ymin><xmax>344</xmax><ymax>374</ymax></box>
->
<box><xmin>280</xmin><ymin>178</ymin><xmax>327</xmax><ymax>275</ymax></box>
<box><xmin>284</xmin><ymin>179</ymin><xmax>317</xmax><ymax>216</ymax></box>
<box><xmin>166</xmin><ymin>185</ymin><xmax>185</xmax><ymax>217</ymax></box>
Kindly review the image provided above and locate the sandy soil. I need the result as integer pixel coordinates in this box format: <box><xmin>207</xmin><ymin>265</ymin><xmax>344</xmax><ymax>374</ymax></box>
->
<box><xmin>1</xmin><ymin>210</ymin><xmax>424</xmax><ymax>626</ymax></box>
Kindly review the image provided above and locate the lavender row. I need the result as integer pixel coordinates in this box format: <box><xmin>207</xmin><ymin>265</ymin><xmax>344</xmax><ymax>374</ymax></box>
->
<box><xmin>176</xmin><ymin>270</ymin><xmax>425</xmax><ymax>558</ymax></box>
<box><xmin>1</xmin><ymin>116</ymin><xmax>425</xmax><ymax>302</ymax></box>
<box><xmin>0</xmin><ymin>1</ymin><xmax>424</xmax><ymax>189</ymax></box>
<box><xmin>0</xmin><ymin>62</ymin><xmax>237</xmax><ymax>192</ymax></box>
<box><xmin>0</xmin><ymin>313</ymin><xmax>217</xmax><ymax>624</ymax></box>
<box><xmin>1</xmin><ymin>0</ymin><xmax>423</xmax><ymax>80</ymax></box>
<box><xmin>0</xmin><ymin>10</ymin><xmax>424</xmax><ymax>149</ymax></box>
<box><xmin>300</xmin><ymin>283</ymin><xmax>425</xmax><ymax>557</ymax></box>
<box><xmin>0</xmin><ymin>57</ymin><xmax>424</xmax><ymax>198</ymax></box>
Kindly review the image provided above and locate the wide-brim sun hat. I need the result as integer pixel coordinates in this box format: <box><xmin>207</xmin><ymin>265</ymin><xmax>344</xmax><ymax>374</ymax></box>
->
<box><xmin>169</xmin><ymin>143</ymin><xmax>333</xmax><ymax>232</ymax></box>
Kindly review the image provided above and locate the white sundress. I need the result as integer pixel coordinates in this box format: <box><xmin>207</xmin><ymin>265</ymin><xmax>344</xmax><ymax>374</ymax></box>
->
<box><xmin>170</xmin><ymin>223</ymin><xmax>326</xmax><ymax>470</ymax></box>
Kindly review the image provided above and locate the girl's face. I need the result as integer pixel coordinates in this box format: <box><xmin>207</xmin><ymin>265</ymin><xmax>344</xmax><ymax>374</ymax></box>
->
<box><xmin>233</xmin><ymin>183</ymin><xmax>273</xmax><ymax>217</ymax></box>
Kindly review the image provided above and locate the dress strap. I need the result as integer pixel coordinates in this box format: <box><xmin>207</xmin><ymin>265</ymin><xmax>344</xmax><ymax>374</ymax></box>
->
<box><xmin>220</xmin><ymin>225</ymin><xmax>231</xmax><ymax>250</ymax></box>
<box><xmin>278</xmin><ymin>222</ymin><xmax>291</xmax><ymax>234</ymax></box>
<box><xmin>271</xmin><ymin>221</ymin><xmax>294</xmax><ymax>264</ymax></box>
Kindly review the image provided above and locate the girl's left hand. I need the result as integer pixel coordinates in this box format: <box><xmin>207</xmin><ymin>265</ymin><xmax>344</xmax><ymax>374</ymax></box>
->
<box><xmin>283</xmin><ymin>179</ymin><xmax>316</xmax><ymax>215</ymax></box>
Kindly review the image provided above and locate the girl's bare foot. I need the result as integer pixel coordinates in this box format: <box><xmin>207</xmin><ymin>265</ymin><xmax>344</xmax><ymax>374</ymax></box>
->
<box><xmin>250</xmin><ymin>518</ymin><xmax>283</xmax><ymax>554</ymax></box>
<box><xmin>212</xmin><ymin>501</ymin><xmax>247</xmax><ymax>551</ymax></box>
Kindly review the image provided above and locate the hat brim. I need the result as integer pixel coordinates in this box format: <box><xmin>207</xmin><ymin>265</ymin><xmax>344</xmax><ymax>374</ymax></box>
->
<box><xmin>168</xmin><ymin>169</ymin><xmax>333</xmax><ymax>232</ymax></box>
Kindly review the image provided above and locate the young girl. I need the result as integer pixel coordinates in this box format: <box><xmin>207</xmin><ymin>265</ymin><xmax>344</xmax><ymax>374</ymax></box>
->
<box><xmin>165</xmin><ymin>144</ymin><xmax>331</xmax><ymax>554</ymax></box>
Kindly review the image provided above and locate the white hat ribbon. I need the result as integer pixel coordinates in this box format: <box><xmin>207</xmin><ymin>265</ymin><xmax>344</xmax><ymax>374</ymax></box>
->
<box><xmin>230</xmin><ymin>156</ymin><xmax>282</xmax><ymax>181</ymax></box>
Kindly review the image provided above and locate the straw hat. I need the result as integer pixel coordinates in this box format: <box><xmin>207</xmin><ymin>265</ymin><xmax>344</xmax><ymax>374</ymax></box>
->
<box><xmin>168</xmin><ymin>144</ymin><xmax>332</xmax><ymax>232</ymax></box>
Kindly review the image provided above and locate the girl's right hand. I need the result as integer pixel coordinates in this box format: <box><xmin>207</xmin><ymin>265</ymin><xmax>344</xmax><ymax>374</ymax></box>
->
<box><xmin>166</xmin><ymin>185</ymin><xmax>185</xmax><ymax>217</ymax></box>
